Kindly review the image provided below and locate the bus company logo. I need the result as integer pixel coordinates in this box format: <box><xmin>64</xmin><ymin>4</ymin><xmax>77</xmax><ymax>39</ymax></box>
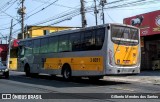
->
<box><xmin>156</xmin><ymin>15</ymin><xmax>160</xmax><ymax>26</ymax></box>
<box><xmin>2</xmin><ymin>94</ymin><xmax>11</xmax><ymax>99</ymax></box>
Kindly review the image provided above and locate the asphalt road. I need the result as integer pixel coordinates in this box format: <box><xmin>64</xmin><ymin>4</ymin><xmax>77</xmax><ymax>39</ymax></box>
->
<box><xmin>0</xmin><ymin>71</ymin><xmax>160</xmax><ymax>102</ymax></box>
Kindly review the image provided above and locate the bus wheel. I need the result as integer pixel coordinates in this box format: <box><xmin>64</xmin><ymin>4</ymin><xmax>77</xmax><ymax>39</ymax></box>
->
<box><xmin>25</xmin><ymin>65</ymin><xmax>30</xmax><ymax>77</ymax></box>
<box><xmin>62</xmin><ymin>65</ymin><xmax>71</xmax><ymax>80</ymax></box>
<box><xmin>88</xmin><ymin>76</ymin><xmax>103</xmax><ymax>81</ymax></box>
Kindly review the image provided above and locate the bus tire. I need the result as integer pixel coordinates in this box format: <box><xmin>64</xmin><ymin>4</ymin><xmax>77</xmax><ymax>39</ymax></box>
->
<box><xmin>62</xmin><ymin>64</ymin><xmax>72</xmax><ymax>80</ymax></box>
<box><xmin>25</xmin><ymin>64</ymin><xmax>30</xmax><ymax>77</ymax></box>
<box><xmin>88</xmin><ymin>76</ymin><xmax>103</xmax><ymax>81</ymax></box>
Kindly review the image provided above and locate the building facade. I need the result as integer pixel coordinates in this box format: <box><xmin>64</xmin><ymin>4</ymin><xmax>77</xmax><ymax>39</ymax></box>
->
<box><xmin>18</xmin><ymin>26</ymin><xmax>77</xmax><ymax>39</ymax></box>
<box><xmin>124</xmin><ymin>10</ymin><xmax>160</xmax><ymax>70</ymax></box>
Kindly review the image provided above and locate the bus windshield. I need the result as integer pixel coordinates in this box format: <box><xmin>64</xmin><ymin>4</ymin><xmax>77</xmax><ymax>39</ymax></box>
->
<box><xmin>111</xmin><ymin>26</ymin><xmax>139</xmax><ymax>46</ymax></box>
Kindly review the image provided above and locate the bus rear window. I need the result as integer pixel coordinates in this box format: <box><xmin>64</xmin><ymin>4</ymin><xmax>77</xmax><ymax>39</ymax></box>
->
<box><xmin>111</xmin><ymin>26</ymin><xmax>139</xmax><ymax>46</ymax></box>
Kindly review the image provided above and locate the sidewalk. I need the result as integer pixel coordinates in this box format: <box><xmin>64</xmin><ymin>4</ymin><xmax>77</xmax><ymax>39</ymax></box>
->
<box><xmin>104</xmin><ymin>70</ymin><xmax>160</xmax><ymax>85</ymax></box>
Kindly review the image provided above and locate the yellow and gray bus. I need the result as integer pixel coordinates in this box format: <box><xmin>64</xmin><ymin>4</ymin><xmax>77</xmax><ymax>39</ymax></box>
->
<box><xmin>17</xmin><ymin>23</ymin><xmax>140</xmax><ymax>80</ymax></box>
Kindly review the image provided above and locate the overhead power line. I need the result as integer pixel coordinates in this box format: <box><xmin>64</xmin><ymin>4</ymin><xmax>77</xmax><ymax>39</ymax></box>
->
<box><xmin>9</xmin><ymin>0</ymin><xmax>159</xmax><ymax>36</ymax></box>
<box><xmin>0</xmin><ymin>10</ymin><xmax>19</xmax><ymax>22</ymax></box>
<box><xmin>32</xmin><ymin>0</ymin><xmax>77</xmax><ymax>9</ymax></box>
<box><xmin>0</xmin><ymin>0</ymin><xmax>13</xmax><ymax>11</ymax></box>
<box><xmin>2</xmin><ymin>0</ymin><xmax>18</xmax><ymax>12</ymax></box>
<box><xmin>25</xmin><ymin>0</ymin><xmax>59</xmax><ymax>20</ymax></box>
<box><xmin>30</xmin><ymin>0</ymin><xmax>144</xmax><ymax>26</ymax></box>
<box><xmin>105</xmin><ymin>0</ymin><xmax>147</xmax><ymax>9</ymax></box>
<box><xmin>23</xmin><ymin>0</ymin><xmax>158</xmax><ymax>28</ymax></box>
<box><xmin>33</xmin><ymin>8</ymin><xmax>80</xmax><ymax>25</ymax></box>
<box><xmin>32</xmin><ymin>3</ymin><xmax>80</xmax><ymax>25</ymax></box>
<box><xmin>0</xmin><ymin>0</ymin><xmax>19</xmax><ymax>21</ymax></box>
<box><xmin>27</xmin><ymin>0</ymin><xmax>52</xmax><ymax>15</ymax></box>
<box><xmin>11</xmin><ymin>12</ymin><xmax>81</xmax><ymax>36</ymax></box>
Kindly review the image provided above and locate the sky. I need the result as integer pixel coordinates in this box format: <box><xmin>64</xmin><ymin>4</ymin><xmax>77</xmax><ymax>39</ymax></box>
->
<box><xmin>0</xmin><ymin>0</ymin><xmax>160</xmax><ymax>43</ymax></box>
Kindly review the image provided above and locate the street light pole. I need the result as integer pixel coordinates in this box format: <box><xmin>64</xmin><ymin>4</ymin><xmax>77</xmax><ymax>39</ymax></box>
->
<box><xmin>7</xmin><ymin>19</ymin><xmax>13</xmax><ymax>69</ymax></box>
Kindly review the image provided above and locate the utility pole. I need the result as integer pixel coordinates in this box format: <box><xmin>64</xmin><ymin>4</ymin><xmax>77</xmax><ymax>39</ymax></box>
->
<box><xmin>21</xmin><ymin>0</ymin><xmax>24</xmax><ymax>39</ymax></box>
<box><xmin>18</xmin><ymin>0</ymin><xmax>25</xmax><ymax>39</ymax></box>
<box><xmin>21</xmin><ymin>0</ymin><xmax>25</xmax><ymax>39</ymax></box>
<box><xmin>80</xmin><ymin>0</ymin><xmax>87</xmax><ymax>28</ymax></box>
<box><xmin>7</xmin><ymin>19</ymin><xmax>13</xmax><ymax>69</ymax></box>
<box><xmin>100</xmin><ymin>0</ymin><xmax>107</xmax><ymax>24</ymax></box>
<box><xmin>94</xmin><ymin>0</ymin><xmax>98</xmax><ymax>25</ymax></box>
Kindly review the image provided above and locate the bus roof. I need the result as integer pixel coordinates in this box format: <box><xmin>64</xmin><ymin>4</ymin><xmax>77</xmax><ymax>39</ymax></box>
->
<box><xmin>109</xmin><ymin>23</ymin><xmax>139</xmax><ymax>29</ymax></box>
<box><xmin>19</xmin><ymin>23</ymin><xmax>138</xmax><ymax>42</ymax></box>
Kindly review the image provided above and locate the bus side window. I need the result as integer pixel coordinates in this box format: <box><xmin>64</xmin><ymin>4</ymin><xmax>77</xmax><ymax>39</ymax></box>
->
<box><xmin>70</xmin><ymin>33</ymin><xmax>81</xmax><ymax>51</ymax></box>
<box><xmin>48</xmin><ymin>36</ymin><xmax>58</xmax><ymax>53</ymax></box>
<box><xmin>33</xmin><ymin>39</ymin><xmax>40</xmax><ymax>54</ymax></box>
<box><xmin>25</xmin><ymin>41</ymin><xmax>33</xmax><ymax>55</ymax></box>
<box><xmin>58</xmin><ymin>35</ymin><xmax>69</xmax><ymax>52</ymax></box>
<box><xmin>18</xmin><ymin>42</ymin><xmax>25</xmax><ymax>57</ymax></box>
<box><xmin>19</xmin><ymin>46</ymin><xmax>24</xmax><ymax>57</ymax></box>
<box><xmin>22</xmin><ymin>47</ymin><xmax>25</xmax><ymax>55</ymax></box>
<box><xmin>40</xmin><ymin>38</ymin><xmax>48</xmax><ymax>53</ymax></box>
<box><xmin>95</xmin><ymin>28</ymin><xmax>105</xmax><ymax>50</ymax></box>
<box><xmin>81</xmin><ymin>30</ymin><xmax>95</xmax><ymax>50</ymax></box>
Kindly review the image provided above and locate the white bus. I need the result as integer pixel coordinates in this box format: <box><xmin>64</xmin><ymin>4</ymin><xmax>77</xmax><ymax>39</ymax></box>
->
<box><xmin>17</xmin><ymin>23</ymin><xmax>140</xmax><ymax>80</ymax></box>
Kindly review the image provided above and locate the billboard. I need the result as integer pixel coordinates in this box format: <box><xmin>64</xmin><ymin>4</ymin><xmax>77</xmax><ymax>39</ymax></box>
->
<box><xmin>124</xmin><ymin>10</ymin><xmax>160</xmax><ymax>36</ymax></box>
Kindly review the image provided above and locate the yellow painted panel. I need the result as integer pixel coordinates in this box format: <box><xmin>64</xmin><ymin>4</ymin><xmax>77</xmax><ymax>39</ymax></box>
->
<box><xmin>50</xmin><ymin>30</ymin><xmax>57</xmax><ymax>33</ymax></box>
<box><xmin>44</xmin><ymin>57</ymin><xmax>103</xmax><ymax>71</ymax></box>
<box><xmin>31</xmin><ymin>30</ymin><xmax>43</xmax><ymax>37</ymax></box>
<box><xmin>114</xmin><ymin>44</ymin><xmax>138</xmax><ymax>65</ymax></box>
<box><xmin>27</xmin><ymin>26</ymin><xmax>73</xmax><ymax>38</ymax></box>
<box><xmin>9</xmin><ymin>58</ymin><xmax>17</xmax><ymax>70</ymax></box>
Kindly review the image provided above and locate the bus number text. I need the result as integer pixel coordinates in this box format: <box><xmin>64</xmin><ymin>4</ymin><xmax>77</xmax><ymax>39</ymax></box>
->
<box><xmin>90</xmin><ymin>58</ymin><xmax>100</xmax><ymax>62</ymax></box>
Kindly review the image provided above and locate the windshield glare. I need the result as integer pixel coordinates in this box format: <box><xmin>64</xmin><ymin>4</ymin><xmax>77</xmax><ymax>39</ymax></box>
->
<box><xmin>111</xmin><ymin>26</ymin><xmax>139</xmax><ymax>46</ymax></box>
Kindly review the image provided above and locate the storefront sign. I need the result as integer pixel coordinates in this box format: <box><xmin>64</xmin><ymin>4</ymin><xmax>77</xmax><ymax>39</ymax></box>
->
<box><xmin>124</xmin><ymin>10</ymin><xmax>160</xmax><ymax>36</ymax></box>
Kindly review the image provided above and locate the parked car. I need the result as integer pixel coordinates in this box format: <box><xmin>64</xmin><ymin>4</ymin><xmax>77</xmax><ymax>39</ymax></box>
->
<box><xmin>0</xmin><ymin>61</ymin><xmax>9</xmax><ymax>78</ymax></box>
